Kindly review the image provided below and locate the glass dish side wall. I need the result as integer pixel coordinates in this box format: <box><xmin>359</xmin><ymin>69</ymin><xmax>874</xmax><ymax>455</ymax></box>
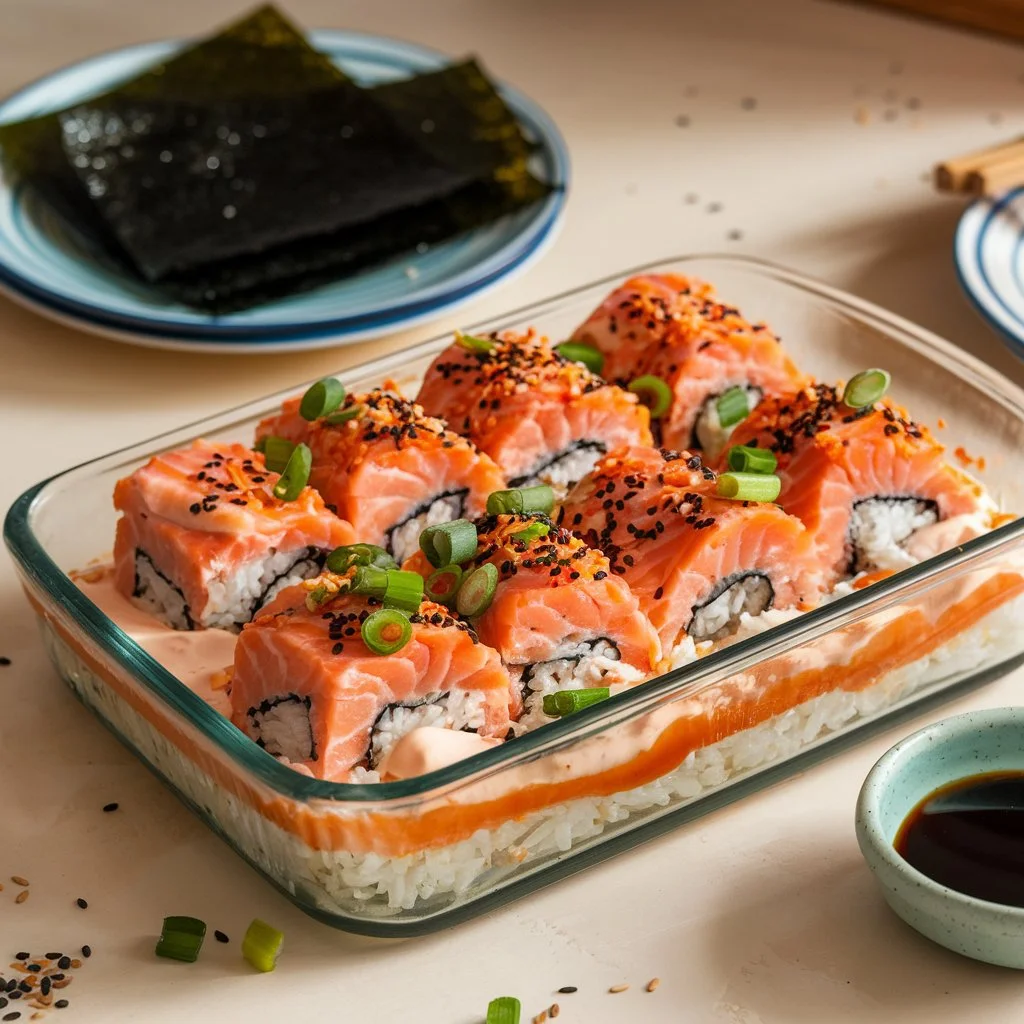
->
<box><xmin>8</xmin><ymin>255</ymin><xmax>1024</xmax><ymax>935</ymax></box>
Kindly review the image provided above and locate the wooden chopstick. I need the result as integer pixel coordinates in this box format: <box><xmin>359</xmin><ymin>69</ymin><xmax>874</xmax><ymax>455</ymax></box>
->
<box><xmin>935</xmin><ymin>136</ymin><xmax>1024</xmax><ymax>196</ymax></box>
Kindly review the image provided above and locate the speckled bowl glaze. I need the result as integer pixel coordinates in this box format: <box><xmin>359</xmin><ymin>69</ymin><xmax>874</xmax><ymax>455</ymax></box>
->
<box><xmin>856</xmin><ymin>707</ymin><xmax>1024</xmax><ymax>968</ymax></box>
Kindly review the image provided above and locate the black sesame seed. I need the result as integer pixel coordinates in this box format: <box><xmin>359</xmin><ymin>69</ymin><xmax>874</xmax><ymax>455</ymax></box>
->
<box><xmin>43</xmin><ymin>954</ymin><xmax>62</xmax><ymax>961</ymax></box>
<box><xmin>40</xmin><ymin>978</ymin><xmax>51</xmax><ymax>997</ymax></box>
<box><xmin>3</xmin><ymin>1011</ymin><xmax>20</xmax><ymax>1020</ymax></box>
<box><xmin>57</xmin><ymin>957</ymin><xmax>71</xmax><ymax>970</ymax></box>
<box><xmin>0</xmin><ymin>1000</ymin><xmax>5</xmax><ymax>1010</ymax></box>
<box><xmin>102</xmin><ymin>802</ymin><xmax>118</xmax><ymax>813</ymax></box>
<box><xmin>25</xmin><ymin>965</ymin><xmax>39</xmax><ymax>973</ymax></box>
<box><xmin>214</xmin><ymin>930</ymin><xmax>229</xmax><ymax>944</ymax></box>
<box><xmin>740</xmin><ymin>97</ymin><xmax>757</xmax><ymax>110</ymax></box>
<box><xmin>0</xmin><ymin>657</ymin><xmax>11</xmax><ymax>666</ymax></box>
<box><xmin>76</xmin><ymin>898</ymin><xmax>88</xmax><ymax>909</ymax></box>
<box><xmin>81</xmin><ymin>946</ymin><xmax>91</xmax><ymax>959</ymax></box>
<box><xmin>189</xmin><ymin>503</ymin><xmax>201</xmax><ymax>514</ymax></box>
<box><xmin>558</xmin><ymin>986</ymin><xmax>578</xmax><ymax>994</ymax></box>
<box><xmin>56</xmin><ymin>1001</ymin><xmax>69</xmax><ymax>1009</ymax></box>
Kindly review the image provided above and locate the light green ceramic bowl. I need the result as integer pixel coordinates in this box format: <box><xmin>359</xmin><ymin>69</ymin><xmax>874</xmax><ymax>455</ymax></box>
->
<box><xmin>856</xmin><ymin>707</ymin><xmax>1024</xmax><ymax>969</ymax></box>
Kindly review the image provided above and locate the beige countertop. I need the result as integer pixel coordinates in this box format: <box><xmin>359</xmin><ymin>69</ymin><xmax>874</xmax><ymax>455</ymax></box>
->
<box><xmin>3</xmin><ymin>0</ymin><xmax>1024</xmax><ymax>1020</ymax></box>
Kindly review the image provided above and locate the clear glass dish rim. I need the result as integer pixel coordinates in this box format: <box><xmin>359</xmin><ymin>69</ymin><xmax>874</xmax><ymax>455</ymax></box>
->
<box><xmin>7</xmin><ymin>253</ymin><xmax>1024</xmax><ymax>807</ymax></box>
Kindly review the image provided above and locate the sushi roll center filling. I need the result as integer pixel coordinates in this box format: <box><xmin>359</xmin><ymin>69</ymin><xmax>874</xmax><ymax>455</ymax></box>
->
<box><xmin>848</xmin><ymin>497</ymin><xmax>939</xmax><ymax>574</ymax></box>
<box><xmin>510</xmin><ymin>441</ymin><xmax>607</xmax><ymax>494</ymax></box>
<box><xmin>688</xmin><ymin>572</ymin><xmax>775</xmax><ymax>643</ymax></box>
<box><xmin>368</xmin><ymin>690</ymin><xmax>487</xmax><ymax>769</ymax></box>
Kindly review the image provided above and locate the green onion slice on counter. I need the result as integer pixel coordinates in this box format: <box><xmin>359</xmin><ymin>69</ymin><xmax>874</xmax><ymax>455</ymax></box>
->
<box><xmin>419</xmin><ymin>519</ymin><xmax>478</xmax><ymax>568</ymax></box>
<box><xmin>455</xmin><ymin>562</ymin><xmax>499</xmax><ymax>618</ymax></box>
<box><xmin>511</xmin><ymin>521</ymin><xmax>552</xmax><ymax>544</ymax></box>
<box><xmin>261</xmin><ymin>435</ymin><xmax>296</xmax><ymax>474</ymax></box>
<box><xmin>542</xmin><ymin>687</ymin><xmax>611</xmax><ymax>717</ymax></box>
<box><xmin>425</xmin><ymin>564</ymin><xmax>463</xmax><ymax>605</ymax></box>
<box><xmin>842</xmin><ymin>368</ymin><xmax>891</xmax><ymax>409</ymax></box>
<box><xmin>716</xmin><ymin>386</ymin><xmax>750</xmax><ymax>428</ymax></box>
<box><xmin>271</xmin><ymin>442</ymin><xmax>312</xmax><ymax>501</ymax></box>
<box><xmin>455</xmin><ymin>331</ymin><xmax>495</xmax><ymax>353</ymax></box>
<box><xmin>326</xmin><ymin>544</ymin><xmax>397</xmax><ymax>573</ymax></box>
<box><xmin>627</xmin><ymin>374</ymin><xmax>673</xmax><ymax>418</ymax></box>
<box><xmin>299</xmin><ymin>377</ymin><xmax>346</xmax><ymax>421</ymax></box>
<box><xmin>716</xmin><ymin>471</ymin><xmax>782</xmax><ymax>503</ymax></box>
<box><xmin>554</xmin><ymin>341</ymin><xmax>605</xmax><ymax>375</ymax></box>
<box><xmin>361</xmin><ymin>608</ymin><xmax>413</xmax><ymax>655</ymax></box>
<box><xmin>486</xmin><ymin>997</ymin><xmax>522</xmax><ymax>1024</ymax></box>
<box><xmin>486</xmin><ymin>485</ymin><xmax>555</xmax><ymax>516</ymax></box>
<box><xmin>383</xmin><ymin>570</ymin><xmax>424</xmax><ymax>613</ymax></box>
<box><xmin>155</xmin><ymin>916</ymin><xmax>207</xmax><ymax>963</ymax></box>
<box><xmin>241</xmin><ymin>918</ymin><xmax>284</xmax><ymax>973</ymax></box>
<box><xmin>726</xmin><ymin>444</ymin><xmax>777</xmax><ymax>475</ymax></box>
<box><xmin>323</xmin><ymin>404</ymin><xmax>364</xmax><ymax>426</ymax></box>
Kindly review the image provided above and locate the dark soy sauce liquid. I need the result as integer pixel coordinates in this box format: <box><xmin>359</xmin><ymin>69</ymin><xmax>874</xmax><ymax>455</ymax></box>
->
<box><xmin>895</xmin><ymin>771</ymin><xmax>1024</xmax><ymax>907</ymax></box>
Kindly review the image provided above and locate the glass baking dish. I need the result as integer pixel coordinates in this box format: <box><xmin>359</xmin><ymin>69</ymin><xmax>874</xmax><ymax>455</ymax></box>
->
<box><xmin>7</xmin><ymin>255</ymin><xmax>1024</xmax><ymax>937</ymax></box>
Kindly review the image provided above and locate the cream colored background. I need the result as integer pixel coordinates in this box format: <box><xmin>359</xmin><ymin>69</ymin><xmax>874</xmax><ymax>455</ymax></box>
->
<box><xmin>3</xmin><ymin>1</ymin><xmax>1024</xmax><ymax>1021</ymax></box>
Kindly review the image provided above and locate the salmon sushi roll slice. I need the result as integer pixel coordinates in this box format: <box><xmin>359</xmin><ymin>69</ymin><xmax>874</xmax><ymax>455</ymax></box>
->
<box><xmin>407</xmin><ymin>511</ymin><xmax>661</xmax><ymax>727</ymax></box>
<box><xmin>113</xmin><ymin>439</ymin><xmax>354</xmax><ymax>632</ymax></box>
<box><xmin>724</xmin><ymin>382</ymin><xmax>992</xmax><ymax>585</ymax></box>
<box><xmin>559</xmin><ymin>446</ymin><xmax>823</xmax><ymax>655</ymax></box>
<box><xmin>415</xmin><ymin>329</ymin><xmax>652</xmax><ymax>494</ymax></box>
<box><xmin>570</xmin><ymin>273</ymin><xmax>714</xmax><ymax>381</ymax></box>
<box><xmin>255</xmin><ymin>388</ymin><xmax>505</xmax><ymax>563</ymax></box>
<box><xmin>231</xmin><ymin>575</ymin><xmax>516</xmax><ymax>780</ymax></box>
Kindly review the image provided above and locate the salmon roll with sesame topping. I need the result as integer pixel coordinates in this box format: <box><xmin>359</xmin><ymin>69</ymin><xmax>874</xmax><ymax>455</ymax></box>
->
<box><xmin>571</xmin><ymin>276</ymin><xmax>807</xmax><ymax>458</ymax></box>
<box><xmin>415</xmin><ymin>330</ymin><xmax>652</xmax><ymax>495</ymax></box>
<box><xmin>255</xmin><ymin>388</ymin><xmax>505</xmax><ymax>563</ymax></box>
<box><xmin>559</xmin><ymin>446</ymin><xmax>823</xmax><ymax>656</ymax></box>
<box><xmin>570</xmin><ymin>272</ymin><xmax>714</xmax><ymax>381</ymax></box>
<box><xmin>231</xmin><ymin>573</ymin><xmax>516</xmax><ymax>780</ymax></box>
<box><xmin>405</xmin><ymin>511</ymin><xmax>661</xmax><ymax>728</ymax></box>
<box><xmin>113</xmin><ymin>440</ymin><xmax>355</xmax><ymax>632</ymax></box>
<box><xmin>724</xmin><ymin>381</ymin><xmax>993</xmax><ymax>586</ymax></box>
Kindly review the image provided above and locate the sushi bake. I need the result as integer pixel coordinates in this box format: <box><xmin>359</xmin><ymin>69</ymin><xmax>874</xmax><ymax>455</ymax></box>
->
<box><xmin>113</xmin><ymin>439</ymin><xmax>353</xmax><ymax>631</ymax></box>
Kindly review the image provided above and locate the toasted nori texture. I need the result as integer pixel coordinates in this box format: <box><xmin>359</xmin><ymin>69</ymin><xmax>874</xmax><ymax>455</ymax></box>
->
<box><xmin>0</xmin><ymin>6</ymin><xmax>556</xmax><ymax>313</ymax></box>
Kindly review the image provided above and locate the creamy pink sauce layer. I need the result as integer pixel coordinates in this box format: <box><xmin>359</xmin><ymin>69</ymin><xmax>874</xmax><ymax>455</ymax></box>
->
<box><xmin>69</xmin><ymin>508</ymin><xmax>1005</xmax><ymax>794</ymax></box>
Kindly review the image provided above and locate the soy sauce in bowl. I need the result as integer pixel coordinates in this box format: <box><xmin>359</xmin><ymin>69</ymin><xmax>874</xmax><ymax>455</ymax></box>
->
<box><xmin>895</xmin><ymin>770</ymin><xmax>1024</xmax><ymax>907</ymax></box>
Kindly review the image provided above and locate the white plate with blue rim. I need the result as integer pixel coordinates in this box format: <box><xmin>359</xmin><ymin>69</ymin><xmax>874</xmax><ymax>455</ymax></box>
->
<box><xmin>954</xmin><ymin>188</ymin><xmax>1024</xmax><ymax>359</ymax></box>
<box><xmin>0</xmin><ymin>31</ymin><xmax>569</xmax><ymax>354</ymax></box>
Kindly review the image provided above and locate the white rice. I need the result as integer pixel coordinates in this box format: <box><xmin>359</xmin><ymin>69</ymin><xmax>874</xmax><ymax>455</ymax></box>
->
<box><xmin>688</xmin><ymin>574</ymin><xmax>774</xmax><ymax>643</ymax></box>
<box><xmin>45</xmin><ymin>587</ymin><xmax>1024</xmax><ymax>922</ymax></box>
<box><xmin>849</xmin><ymin>498</ymin><xmax>938</xmax><ymax>573</ymax></box>
<box><xmin>369</xmin><ymin>690</ymin><xmax>487</xmax><ymax>769</ymax></box>
<box><xmin>516</xmin><ymin>443</ymin><xmax>606</xmax><ymax>497</ymax></box>
<box><xmin>134</xmin><ymin>545</ymin><xmax>323</xmax><ymax>632</ymax></box>
<box><xmin>694</xmin><ymin>385</ymin><xmax>763</xmax><ymax>457</ymax></box>
<box><xmin>387</xmin><ymin>492</ymin><xmax>465</xmax><ymax>565</ymax></box>
<box><xmin>249</xmin><ymin>695</ymin><xmax>314</xmax><ymax>762</ymax></box>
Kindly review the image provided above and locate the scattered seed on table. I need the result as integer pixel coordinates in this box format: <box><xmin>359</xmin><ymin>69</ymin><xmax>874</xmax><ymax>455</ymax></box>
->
<box><xmin>68</xmin><ymin>961</ymin><xmax>80</xmax><ymax>971</ymax></box>
<box><xmin>10</xmin><ymin>878</ymin><xmax>29</xmax><ymax>887</ymax></box>
<box><xmin>684</xmin><ymin>193</ymin><xmax>699</xmax><ymax>205</ymax></box>
<box><xmin>549</xmin><ymin>1004</ymin><xmax>560</xmax><ymax>1018</ymax></box>
<box><xmin>609</xmin><ymin>984</ymin><xmax>630</xmax><ymax>994</ymax></box>
<box><xmin>532</xmin><ymin>1012</ymin><xmax>547</xmax><ymax>1024</ymax></box>
<box><xmin>56</xmin><ymin>959</ymin><xmax>70</xmax><ymax>972</ymax></box>
<box><xmin>14</xmin><ymin>892</ymin><xmax>28</xmax><ymax>905</ymax></box>
<box><xmin>42</xmin><ymin>956</ymin><xmax>61</xmax><ymax>963</ymax></box>
<box><xmin>0</xmin><ymin>1002</ymin><xmax>5</xmax><ymax>1011</ymax></box>
<box><xmin>55</xmin><ymin>1002</ymin><xmax>68</xmax><ymax>1010</ymax></box>
<box><xmin>38</xmin><ymin>981</ymin><xmax>48</xmax><ymax>999</ymax></box>
<box><xmin>80</xmin><ymin>946</ymin><xmax>91</xmax><ymax>959</ymax></box>
<box><xmin>707</xmin><ymin>202</ymin><xmax>722</xmax><ymax>213</ymax></box>
<box><xmin>214</xmin><ymin>931</ymin><xmax>229</xmax><ymax>944</ymax></box>
<box><xmin>102</xmin><ymin>803</ymin><xmax>119</xmax><ymax>813</ymax></box>
<box><xmin>557</xmin><ymin>986</ymin><xmax>577</xmax><ymax>995</ymax></box>
<box><xmin>646</xmin><ymin>978</ymin><xmax>661</xmax><ymax>992</ymax></box>
<box><xmin>906</xmin><ymin>97</ymin><xmax>921</xmax><ymax>110</ymax></box>
<box><xmin>727</xmin><ymin>229</ymin><xmax>743</xmax><ymax>241</ymax></box>
<box><xmin>740</xmin><ymin>97</ymin><xmax>757</xmax><ymax>110</ymax></box>
<box><xmin>0</xmin><ymin>657</ymin><xmax>10</xmax><ymax>666</ymax></box>
<box><xmin>675</xmin><ymin>115</ymin><xmax>691</xmax><ymax>128</ymax></box>
<box><xmin>75</xmin><ymin>898</ymin><xmax>88</xmax><ymax>909</ymax></box>
<box><xmin>3</xmin><ymin>1011</ymin><xmax>20</xmax><ymax>1021</ymax></box>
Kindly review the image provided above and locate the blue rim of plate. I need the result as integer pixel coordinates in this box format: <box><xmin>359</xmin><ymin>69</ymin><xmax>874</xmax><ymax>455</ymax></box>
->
<box><xmin>954</xmin><ymin>187</ymin><xmax>1024</xmax><ymax>358</ymax></box>
<box><xmin>0</xmin><ymin>31</ymin><xmax>569</xmax><ymax>344</ymax></box>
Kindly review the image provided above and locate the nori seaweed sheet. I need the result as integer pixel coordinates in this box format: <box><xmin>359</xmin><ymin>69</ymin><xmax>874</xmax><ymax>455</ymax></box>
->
<box><xmin>0</xmin><ymin>6</ymin><xmax>556</xmax><ymax>313</ymax></box>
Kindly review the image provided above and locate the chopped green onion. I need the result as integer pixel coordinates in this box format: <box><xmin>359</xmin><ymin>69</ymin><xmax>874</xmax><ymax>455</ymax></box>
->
<box><xmin>299</xmin><ymin>377</ymin><xmax>346</xmax><ymax>421</ymax></box>
<box><xmin>555</xmin><ymin>341</ymin><xmax>605</xmax><ymax>375</ymax></box>
<box><xmin>628</xmin><ymin>374</ymin><xmax>673</xmax><ymax>418</ymax></box>
<box><xmin>455</xmin><ymin>331</ymin><xmax>495</xmax><ymax>353</ymax></box>
<box><xmin>305</xmin><ymin>583</ymin><xmax>332</xmax><ymax>610</ymax></box>
<box><xmin>843</xmin><ymin>368</ymin><xmax>891</xmax><ymax>409</ymax></box>
<box><xmin>455</xmin><ymin>562</ymin><xmax>499</xmax><ymax>618</ymax></box>
<box><xmin>253</xmin><ymin>437</ymin><xmax>267</xmax><ymax>454</ymax></box>
<box><xmin>261</xmin><ymin>435</ymin><xmax>296</xmax><ymax>474</ymax></box>
<box><xmin>425</xmin><ymin>564</ymin><xmax>464</xmax><ymax>606</ymax></box>
<box><xmin>326</xmin><ymin>544</ymin><xmax>397</xmax><ymax>573</ymax></box>
<box><xmin>486</xmin><ymin>485</ymin><xmax>555</xmax><ymax>516</ymax></box>
<box><xmin>383</xmin><ymin>570</ymin><xmax>424</xmax><ymax>613</ymax></box>
<box><xmin>349</xmin><ymin>565</ymin><xmax>390</xmax><ymax>599</ymax></box>
<box><xmin>419</xmin><ymin>519</ymin><xmax>478</xmax><ymax>568</ymax></box>
<box><xmin>271</xmin><ymin>442</ymin><xmax>312</xmax><ymax>501</ymax></box>
<box><xmin>716</xmin><ymin>386</ymin><xmax>750</xmax><ymax>428</ymax></box>
<box><xmin>511</xmin><ymin>521</ymin><xmax>551</xmax><ymax>544</ymax></box>
<box><xmin>716</xmin><ymin>471</ymin><xmax>782</xmax><ymax>502</ymax></box>
<box><xmin>241</xmin><ymin>918</ymin><xmax>284</xmax><ymax>973</ymax></box>
<box><xmin>361</xmin><ymin>608</ymin><xmax>413</xmax><ymax>655</ymax></box>
<box><xmin>486</xmin><ymin>997</ymin><xmax>522</xmax><ymax>1024</ymax></box>
<box><xmin>727</xmin><ymin>444</ymin><xmax>777</xmax><ymax>475</ymax></box>
<box><xmin>323</xmin><ymin>404</ymin><xmax>364</xmax><ymax>426</ymax></box>
<box><xmin>542</xmin><ymin>687</ymin><xmax>611</xmax><ymax>717</ymax></box>
<box><xmin>155</xmin><ymin>916</ymin><xmax>207</xmax><ymax>963</ymax></box>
